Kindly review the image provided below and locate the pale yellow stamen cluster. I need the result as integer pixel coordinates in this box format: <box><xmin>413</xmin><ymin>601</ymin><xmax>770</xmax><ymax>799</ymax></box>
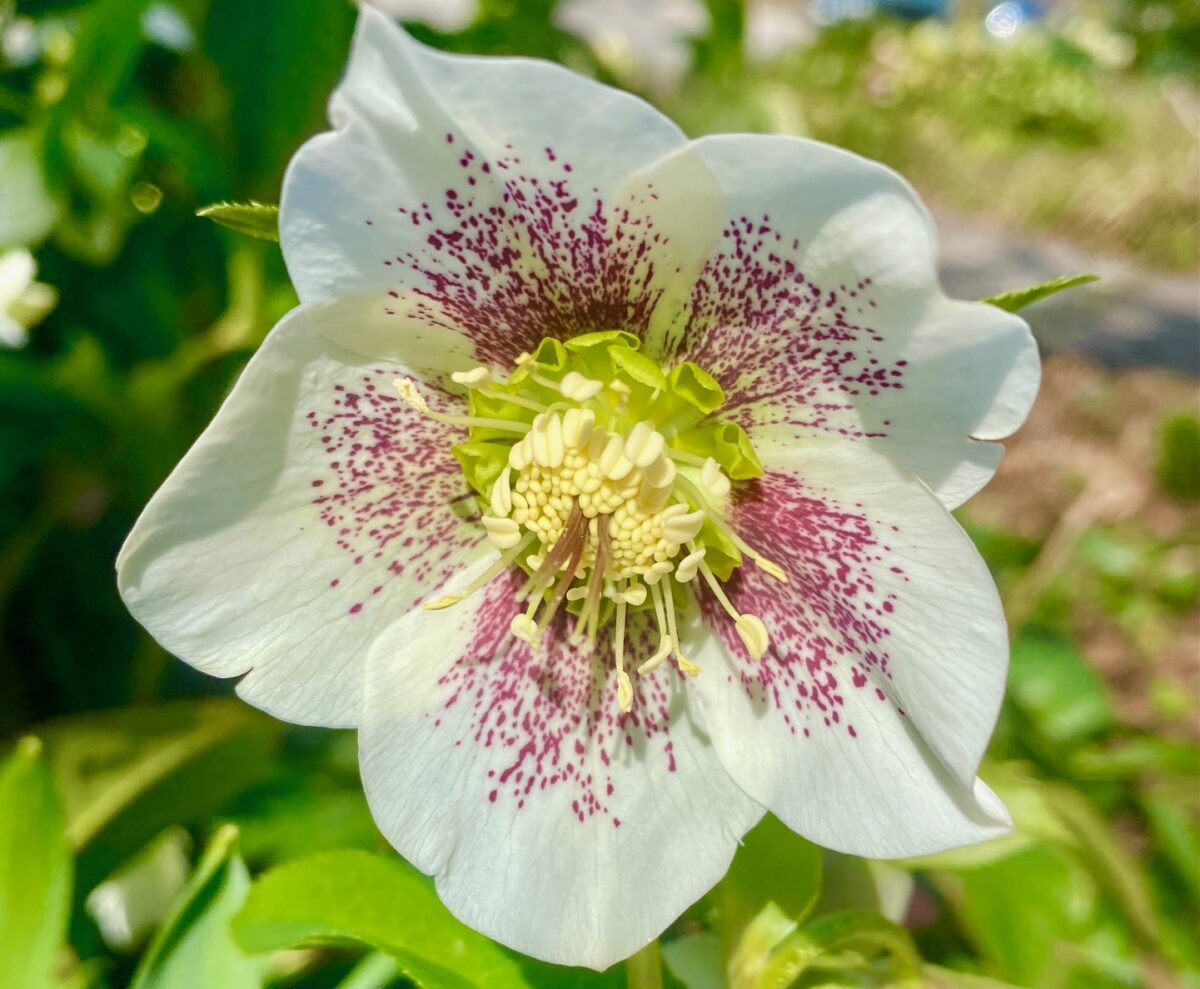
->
<box><xmin>399</xmin><ymin>357</ymin><xmax>785</xmax><ymax>714</ymax></box>
<box><xmin>483</xmin><ymin>410</ymin><xmax>702</xmax><ymax>582</ymax></box>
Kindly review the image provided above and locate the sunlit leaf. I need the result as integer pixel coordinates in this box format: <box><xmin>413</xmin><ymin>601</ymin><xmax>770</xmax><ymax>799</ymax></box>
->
<box><xmin>0</xmin><ymin>737</ymin><xmax>72</xmax><ymax>989</ymax></box>
<box><xmin>129</xmin><ymin>825</ymin><xmax>262</xmax><ymax>989</ymax></box>
<box><xmin>941</xmin><ymin>843</ymin><xmax>1096</xmax><ymax>986</ymax></box>
<box><xmin>0</xmin><ymin>132</ymin><xmax>62</xmax><ymax>248</ymax></box>
<box><xmin>757</xmin><ymin>911</ymin><xmax>922</xmax><ymax>989</ymax></box>
<box><xmin>234</xmin><ymin>849</ymin><xmax>620</xmax><ymax>988</ymax></box>
<box><xmin>981</xmin><ymin>274</ymin><xmax>1098</xmax><ymax>312</ymax></box>
<box><xmin>1008</xmin><ymin>631</ymin><xmax>1115</xmax><ymax>748</ymax></box>
<box><xmin>663</xmin><ymin>933</ymin><xmax>724</xmax><ymax>989</ymax></box>
<box><xmin>722</xmin><ymin>815</ymin><xmax>823</xmax><ymax>989</ymax></box>
<box><xmin>335</xmin><ymin>953</ymin><xmax>403</xmax><ymax>989</ymax></box>
<box><xmin>196</xmin><ymin>202</ymin><xmax>280</xmax><ymax>242</ymax></box>
<box><xmin>1043</xmin><ymin>786</ymin><xmax>1167</xmax><ymax>956</ymax></box>
<box><xmin>38</xmin><ymin>699</ymin><xmax>281</xmax><ymax>893</ymax></box>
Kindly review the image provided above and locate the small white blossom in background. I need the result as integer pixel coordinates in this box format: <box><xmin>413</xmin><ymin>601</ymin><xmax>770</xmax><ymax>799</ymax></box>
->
<box><xmin>118</xmin><ymin>10</ymin><xmax>1039</xmax><ymax>969</ymax></box>
<box><xmin>359</xmin><ymin>0</ymin><xmax>479</xmax><ymax>32</ymax></box>
<box><xmin>0</xmin><ymin>249</ymin><xmax>57</xmax><ymax>348</ymax></box>
<box><xmin>555</xmin><ymin>0</ymin><xmax>709</xmax><ymax>93</ymax></box>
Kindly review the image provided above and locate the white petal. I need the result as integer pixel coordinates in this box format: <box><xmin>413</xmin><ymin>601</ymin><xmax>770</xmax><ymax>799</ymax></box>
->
<box><xmin>0</xmin><ymin>248</ymin><xmax>35</xmax><ymax>307</ymax></box>
<box><xmin>281</xmin><ymin>9</ymin><xmax>714</xmax><ymax>366</ymax></box>
<box><xmin>667</xmin><ymin>134</ymin><xmax>1040</xmax><ymax>509</ymax></box>
<box><xmin>689</xmin><ymin>441</ymin><xmax>1012</xmax><ymax>857</ymax></box>
<box><xmin>117</xmin><ymin>301</ymin><xmax>488</xmax><ymax>728</ymax></box>
<box><xmin>360</xmin><ymin>559</ymin><xmax>761</xmax><ymax>969</ymax></box>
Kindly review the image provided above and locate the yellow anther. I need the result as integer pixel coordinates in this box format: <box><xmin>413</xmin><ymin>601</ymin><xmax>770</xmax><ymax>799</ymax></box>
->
<box><xmin>701</xmin><ymin>457</ymin><xmax>731</xmax><ymax>499</ymax></box>
<box><xmin>423</xmin><ymin>595</ymin><xmax>462</xmax><ymax>611</ymax></box>
<box><xmin>617</xmin><ymin>671</ymin><xmax>634</xmax><ymax>713</ymax></box>
<box><xmin>674</xmin><ymin>547</ymin><xmax>706</xmax><ymax>583</ymax></box>
<box><xmin>755</xmin><ymin>557</ymin><xmax>788</xmax><ymax>582</ymax></box>
<box><xmin>662</xmin><ymin>508</ymin><xmax>705</xmax><ymax>544</ymax></box>
<box><xmin>642</xmin><ymin>454</ymin><xmax>676</xmax><ymax>490</ymax></box>
<box><xmin>735</xmin><ymin>614</ymin><xmax>770</xmax><ymax>660</ymax></box>
<box><xmin>616</xmin><ymin>583</ymin><xmax>647</xmax><ymax>606</ymax></box>
<box><xmin>394</xmin><ymin>378</ymin><xmax>429</xmax><ymax>412</ymax></box>
<box><xmin>482</xmin><ymin>515</ymin><xmax>521</xmax><ymax>549</ymax></box>
<box><xmin>451</xmin><ymin>366</ymin><xmax>491</xmax><ymax>388</ymax></box>
<box><xmin>637</xmin><ymin>635</ymin><xmax>674</xmax><ymax>675</ymax></box>
<box><xmin>490</xmin><ymin>470</ymin><xmax>512</xmax><ymax>517</ymax></box>
<box><xmin>561</xmin><ymin>370</ymin><xmax>603</xmax><ymax>402</ymax></box>
<box><xmin>510</xmin><ymin>613</ymin><xmax>540</xmax><ymax>645</ymax></box>
<box><xmin>562</xmin><ymin>407</ymin><xmax>594</xmax><ymax>448</ymax></box>
<box><xmin>624</xmin><ymin>421</ymin><xmax>664</xmax><ymax>469</ymax></box>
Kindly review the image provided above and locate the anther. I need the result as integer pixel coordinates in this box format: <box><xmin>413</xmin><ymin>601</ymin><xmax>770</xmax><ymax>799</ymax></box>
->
<box><xmin>451</xmin><ymin>366</ymin><xmax>491</xmax><ymax>388</ymax></box>
<box><xmin>735</xmin><ymin>614</ymin><xmax>770</xmax><ymax>660</ymax></box>
<box><xmin>701</xmin><ymin>457</ymin><xmax>731</xmax><ymax>498</ymax></box>
<box><xmin>482</xmin><ymin>515</ymin><xmax>521</xmax><ymax>549</ymax></box>
<box><xmin>674</xmin><ymin>547</ymin><xmax>706</xmax><ymax>583</ymax></box>
<box><xmin>561</xmin><ymin>370</ymin><xmax>603</xmax><ymax>402</ymax></box>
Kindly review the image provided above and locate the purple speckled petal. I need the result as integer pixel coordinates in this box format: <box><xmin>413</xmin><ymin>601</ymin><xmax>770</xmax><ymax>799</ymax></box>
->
<box><xmin>281</xmin><ymin>10</ymin><xmax>719</xmax><ymax>367</ymax></box>
<box><xmin>663</xmin><ymin>134</ymin><xmax>1040</xmax><ymax>510</ymax></box>
<box><xmin>688</xmin><ymin>440</ymin><xmax>1012</xmax><ymax>858</ymax></box>
<box><xmin>117</xmin><ymin>302</ymin><xmax>488</xmax><ymax>728</ymax></box>
<box><xmin>359</xmin><ymin>556</ymin><xmax>762</xmax><ymax>969</ymax></box>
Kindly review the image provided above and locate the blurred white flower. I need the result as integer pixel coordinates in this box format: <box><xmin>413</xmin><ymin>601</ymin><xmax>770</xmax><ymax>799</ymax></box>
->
<box><xmin>0</xmin><ymin>249</ymin><xmax>57</xmax><ymax>348</ymax></box>
<box><xmin>359</xmin><ymin>0</ymin><xmax>478</xmax><ymax>32</ymax></box>
<box><xmin>555</xmin><ymin>0</ymin><xmax>709</xmax><ymax>93</ymax></box>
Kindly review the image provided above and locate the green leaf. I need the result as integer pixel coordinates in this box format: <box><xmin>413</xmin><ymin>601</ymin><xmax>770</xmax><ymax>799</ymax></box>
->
<box><xmin>38</xmin><ymin>699</ymin><xmax>281</xmax><ymax>894</ymax></box>
<box><xmin>945</xmin><ymin>843</ymin><xmax>1096</xmax><ymax>986</ymax></box>
<box><xmin>0</xmin><ymin>132</ymin><xmax>62</xmax><ymax>248</ymax></box>
<box><xmin>234</xmin><ymin>849</ymin><xmax>619</xmax><ymax>988</ymax></box>
<box><xmin>721</xmin><ymin>815</ymin><xmax>823</xmax><ymax>989</ymax></box>
<box><xmin>335</xmin><ymin>953</ymin><xmax>403</xmax><ymax>989</ymax></box>
<box><xmin>1043</xmin><ymin>785</ymin><xmax>1168</xmax><ymax>956</ymax></box>
<box><xmin>981</xmin><ymin>274</ymin><xmax>1097</xmax><ymax>312</ymax></box>
<box><xmin>196</xmin><ymin>202</ymin><xmax>280</xmax><ymax>242</ymax></box>
<box><xmin>1156</xmin><ymin>412</ymin><xmax>1200</xmax><ymax>503</ymax></box>
<box><xmin>0</xmin><ymin>737</ymin><xmax>72</xmax><ymax>989</ymax></box>
<box><xmin>662</xmin><ymin>934</ymin><xmax>724</xmax><ymax>989</ymax></box>
<box><xmin>757</xmin><ymin>911</ymin><xmax>922</xmax><ymax>989</ymax></box>
<box><xmin>1007</xmin><ymin>631</ymin><xmax>1115</xmax><ymax>748</ymax></box>
<box><xmin>203</xmin><ymin>0</ymin><xmax>357</xmax><ymax>193</ymax></box>
<box><xmin>129</xmin><ymin>826</ymin><xmax>263</xmax><ymax>989</ymax></box>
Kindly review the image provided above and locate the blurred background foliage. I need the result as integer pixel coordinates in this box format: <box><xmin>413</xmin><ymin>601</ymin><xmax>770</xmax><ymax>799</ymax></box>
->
<box><xmin>0</xmin><ymin>0</ymin><xmax>1196</xmax><ymax>988</ymax></box>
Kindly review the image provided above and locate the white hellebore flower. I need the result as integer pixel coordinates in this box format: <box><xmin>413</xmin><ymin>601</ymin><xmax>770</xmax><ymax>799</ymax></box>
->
<box><xmin>117</xmin><ymin>10</ymin><xmax>1040</xmax><ymax>971</ymax></box>
<box><xmin>0</xmin><ymin>248</ymin><xmax>57</xmax><ymax>348</ymax></box>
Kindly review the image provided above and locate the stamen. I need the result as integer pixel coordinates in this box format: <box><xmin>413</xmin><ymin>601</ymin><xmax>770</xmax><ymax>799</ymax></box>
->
<box><xmin>661</xmin><ymin>575</ymin><xmax>699</xmax><ymax>676</ymax></box>
<box><xmin>674</xmin><ymin>473</ymin><xmax>788</xmax><ymax>583</ymax></box>
<box><xmin>482</xmin><ymin>388</ymin><xmax>548</xmax><ymax>413</ymax></box>
<box><xmin>696</xmin><ymin>558</ymin><xmax>770</xmax><ymax>661</ymax></box>
<box><xmin>638</xmin><ymin>581</ymin><xmax>675</xmax><ymax>674</ymax></box>
<box><xmin>423</xmin><ymin>531</ymin><xmax>535</xmax><ymax>611</ymax></box>
<box><xmin>614</xmin><ymin>599</ymin><xmax>633</xmax><ymax>713</ymax></box>
<box><xmin>561</xmin><ymin>371</ymin><xmax>603</xmax><ymax>402</ymax></box>
<box><xmin>451</xmin><ymin>366</ymin><xmax>491</xmax><ymax>388</ymax></box>
<box><xmin>394</xmin><ymin>378</ymin><xmax>531</xmax><ymax>435</ymax></box>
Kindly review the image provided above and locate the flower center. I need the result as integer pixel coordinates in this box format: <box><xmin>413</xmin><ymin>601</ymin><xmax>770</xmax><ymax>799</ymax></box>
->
<box><xmin>395</xmin><ymin>331</ymin><xmax>785</xmax><ymax>712</ymax></box>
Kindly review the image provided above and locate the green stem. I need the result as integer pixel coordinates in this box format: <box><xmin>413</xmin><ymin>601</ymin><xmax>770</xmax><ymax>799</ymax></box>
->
<box><xmin>625</xmin><ymin>940</ymin><xmax>664</xmax><ymax>989</ymax></box>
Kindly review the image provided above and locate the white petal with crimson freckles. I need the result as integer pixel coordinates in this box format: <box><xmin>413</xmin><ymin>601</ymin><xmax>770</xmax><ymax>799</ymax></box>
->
<box><xmin>281</xmin><ymin>9</ymin><xmax>720</xmax><ymax>368</ymax></box>
<box><xmin>360</xmin><ymin>559</ymin><xmax>762</xmax><ymax>969</ymax></box>
<box><xmin>664</xmin><ymin>133</ymin><xmax>1039</xmax><ymax>510</ymax></box>
<box><xmin>689</xmin><ymin>440</ymin><xmax>1012</xmax><ymax>858</ymax></box>
<box><xmin>117</xmin><ymin>301</ymin><xmax>486</xmax><ymax>728</ymax></box>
